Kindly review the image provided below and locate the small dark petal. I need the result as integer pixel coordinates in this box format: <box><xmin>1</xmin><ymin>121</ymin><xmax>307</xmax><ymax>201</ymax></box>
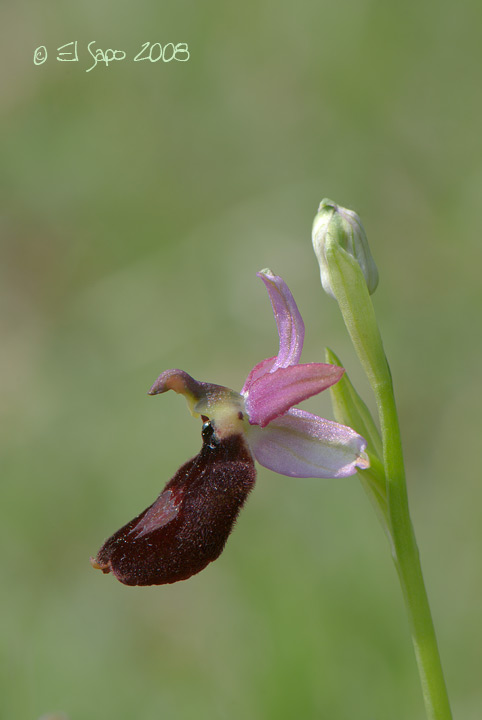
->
<box><xmin>93</xmin><ymin>428</ymin><xmax>256</xmax><ymax>586</ymax></box>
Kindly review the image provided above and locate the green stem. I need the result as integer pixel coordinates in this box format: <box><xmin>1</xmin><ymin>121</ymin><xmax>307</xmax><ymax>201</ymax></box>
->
<box><xmin>324</xmin><ymin>243</ymin><xmax>452</xmax><ymax>719</ymax></box>
<box><xmin>375</xmin><ymin>377</ymin><xmax>452</xmax><ymax>720</ymax></box>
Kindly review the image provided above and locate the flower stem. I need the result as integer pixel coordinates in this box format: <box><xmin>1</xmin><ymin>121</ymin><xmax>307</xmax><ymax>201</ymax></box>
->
<box><xmin>375</xmin><ymin>376</ymin><xmax>452</xmax><ymax>720</ymax></box>
<box><xmin>324</xmin><ymin>243</ymin><xmax>452</xmax><ymax>719</ymax></box>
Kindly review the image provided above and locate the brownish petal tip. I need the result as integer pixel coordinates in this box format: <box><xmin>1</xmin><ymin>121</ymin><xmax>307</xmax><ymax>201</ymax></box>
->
<box><xmin>90</xmin><ymin>556</ymin><xmax>111</xmax><ymax>574</ymax></box>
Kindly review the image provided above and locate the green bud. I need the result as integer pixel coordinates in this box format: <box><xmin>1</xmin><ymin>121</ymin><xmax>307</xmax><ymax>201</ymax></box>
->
<box><xmin>312</xmin><ymin>199</ymin><xmax>379</xmax><ymax>298</ymax></box>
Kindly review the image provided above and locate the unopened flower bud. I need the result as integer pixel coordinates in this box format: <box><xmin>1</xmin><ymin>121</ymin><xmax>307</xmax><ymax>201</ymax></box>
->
<box><xmin>312</xmin><ymin>199</ymin><xmax>379</xmax><ymax>298</ymax></box>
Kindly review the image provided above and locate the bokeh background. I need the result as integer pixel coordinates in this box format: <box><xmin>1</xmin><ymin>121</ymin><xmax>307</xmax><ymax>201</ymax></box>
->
<box><xmin>2</xmin><ymin>1</ymin><xmax>482</xmax><ymax>718</ymax></box>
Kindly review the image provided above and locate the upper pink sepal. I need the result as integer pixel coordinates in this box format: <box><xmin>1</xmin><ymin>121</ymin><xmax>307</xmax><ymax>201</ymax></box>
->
<box><xmin>257</xmin><ymin>269</ymin><xmax>305</xmax><ymax>370</ymax></box>
<box><xmin>244</xmin><ymin>362</ymin><xmax>344</xmax><ymax>427</ymax></box>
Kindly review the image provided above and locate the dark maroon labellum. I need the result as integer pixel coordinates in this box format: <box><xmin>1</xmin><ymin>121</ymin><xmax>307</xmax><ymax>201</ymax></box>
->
<box><xmin>92</xmin><ymin>423</ymin><xmax>256</xmax><ymax>586</ymax></box>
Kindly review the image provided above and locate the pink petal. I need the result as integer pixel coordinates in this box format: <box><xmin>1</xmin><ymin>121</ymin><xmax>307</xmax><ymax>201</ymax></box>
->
<box><xmin>241</xmin><ymin>356</ymin><xmax>276</xmax><ymax>394</ymax></box>
<box><xmin>245</xmin><ymin>363</ymin><xmax>344</xmax><ymax>427</ymax></box>
<box><xmin>257</xmin><ymin>269</ymin><xmax>305</xmax><ymax>370</ymax></box>
<box><xmin>246</xmin><ymin>408</ymin><xmax>369</xmax><ymax>478</ymax></box>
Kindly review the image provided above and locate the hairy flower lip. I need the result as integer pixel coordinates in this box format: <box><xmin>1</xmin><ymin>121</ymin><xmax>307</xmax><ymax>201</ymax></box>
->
<box><xmin>92</xmin><ymin>429</ymin><xmax>256</xmax><ymax>586</ymax></box>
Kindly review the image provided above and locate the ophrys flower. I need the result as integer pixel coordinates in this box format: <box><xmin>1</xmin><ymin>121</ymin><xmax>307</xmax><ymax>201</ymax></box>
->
<box><xmin>92</xmin><ymin>269</ymin><xmax>368</xmax><ymax>585</ymax></box>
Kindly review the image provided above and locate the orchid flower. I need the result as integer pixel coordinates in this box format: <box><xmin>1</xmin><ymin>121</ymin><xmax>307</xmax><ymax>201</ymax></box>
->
<box><xmin>92</xmin><ymin>269</ymin><xmax>369</xmax><ymax>586</ymax></box>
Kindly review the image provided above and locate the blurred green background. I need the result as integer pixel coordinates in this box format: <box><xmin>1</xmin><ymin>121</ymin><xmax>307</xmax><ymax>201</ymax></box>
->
<box><xmin>1</xmin><ymin>0</ymin><xmax>482</xmax><ymax>718</ymax></box>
